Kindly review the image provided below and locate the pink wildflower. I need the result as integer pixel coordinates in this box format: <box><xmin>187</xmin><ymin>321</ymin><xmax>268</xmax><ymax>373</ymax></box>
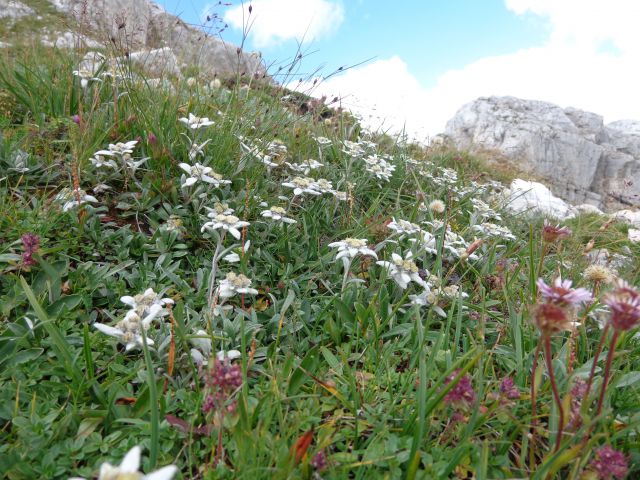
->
<box><xmin>542</xmin><ymin>220</ymin><xmax>572</xmax><ymax>243</ymax></box>
<box><xmin>444</xmin><ymin>370</ymin><xmax>476</xmax><ymax>407</ymax></box>
<box><xmin>537</xmin><ymin>277</ymin><xmax>593</xmax><ymax>307</ymax></box>
<box><xmin>499</xmin><ymin>376</ymin><xmax>520</xmax><ymax>400</ymax></box>
<box><xmin>589</xmin><ymin>445</ymin><xmax>628</xmax><ymax>479</ymax></box>
<box><xmin>603</xmin><ymin>280</ymin><xmax>640</xmax><ymax>331</ymax></box>
<box><xmin>21</xmin><ymin>233</ymin><xmax>40</xmax><ymax>267</ymax></box>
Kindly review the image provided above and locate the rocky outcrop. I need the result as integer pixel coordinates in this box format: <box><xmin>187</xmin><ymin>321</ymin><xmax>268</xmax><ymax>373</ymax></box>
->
<box><xmin>0</xmin><ymin>0</ymin><xmax>34</xmax><ymax>20</ymax></box>
<box><xmin>47</xmin><ymin>0</ymin><xmax>265</xmax><ymax>79</ymax></box>
<box><xmin>444</xmin><ymin>96</ymin><xmax>640</xmax><ymax>211</ymax></box>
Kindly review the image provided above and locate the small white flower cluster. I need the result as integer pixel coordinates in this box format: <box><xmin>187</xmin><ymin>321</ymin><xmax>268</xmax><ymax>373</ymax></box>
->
<box><xmin>218</xmin><ymin>271</ymin><xmax>259</xmax><ymax>298</ymax></box>
<box><xmin>387</xmin><ymin>218</ymin><xmax>423</xmax><ymax>237</ymax></box>
<box><xmin>469</xmin><ymin>198</ymin><xmax>502</xmax><ymax>223</ymax></box>
<box><xmin>90</xmin><ymin>140</ymin><xmax>148</xmax><ymax>174</ymax></box>
<box><xmin>239</xmin><ymin>137</ymin><xmax>287</xmax><ymax>169</ymax></box>
<box><xmin>93</xmin><ymin>288</ymin><xmax>174</xmax><ymax>351</ymax></box>
<box><xmin>362</xmin><ymin>154</ymin><xmax>396</xmax><ymax>182</ymax></box>
<box><xmin>313</xmin><ymin>136</ymin><xmax>332</xmax><ymax>146</ymax></box>
<box><xmin>261</xmin><ymin>206</ymin><xmax>297</xmax><ymax>224</ymax></box>
<box><xmin>190</xmin><ymin>329</ymin><xmax>241</xmax><ymax>365</ymax></box>
<box><xmin>55</xmin><ymin>187</ymin><xmax>98</xmax><ymax>212</ymax></box>
<box><xmin>328</xmin><ymin>238</ymin><xmax>377</xmax><ymax>261</ymax></box>
<box><xmin>472</xmin><ymin>222</ymin><xmax>516</xmax><ymax>241</ymax></box>
<box><xmin>376</xmin><ymin>252</ymin><xmax>426</xmax><ymax>289</ymax></box>
<box><xmin>412</xmin><ymin>222</ymin><xmax>479</xmax><ymax>261</ymax></box>
<box><xmin>179</xmin><ymin>113</ymin><xmax>215</xmax><ymax>129</ymax></box>
<box><xmin>179</xmin><ymin>163</ymin><xmax>231</xmax><ymax>188</ymax></box>
<box><xmin>201</xmin><ymin>213</ymin><xmax>249</xmax><ymax>240</ymax></box>
<box><xmin>285</xmin><ymin>158</ymin><xmax>324</xmax><ymax>175</ymax></box>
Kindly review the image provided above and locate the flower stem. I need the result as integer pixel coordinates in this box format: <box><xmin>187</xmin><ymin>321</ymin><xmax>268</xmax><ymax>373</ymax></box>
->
<box><xmin>530</xmin><ymin>338</ymin><xmax>542</xmax><ymax>469</ymax></box>
<box><xmin>583</xmin><ymin>323</ymin><xmax>609</xmax><ymax>407</ymax></box>
<box><xmin>207</xmin><ymin>233</ymin><xmax>225</xmax><ymax>310</ymax></box>
<box><xmin>596</xmin><ymin>329</ymin><xmax>619</xmax><ymax>417</ymax></box>
<box><xmin>140</xmin><ymin>327</ymin><xmax>159</xmax><ymax>469</ymax></box>
<box><xmin>543</xmin><ymin>335</ymin><xmax>564</xmax><ymax>452</ymax></box>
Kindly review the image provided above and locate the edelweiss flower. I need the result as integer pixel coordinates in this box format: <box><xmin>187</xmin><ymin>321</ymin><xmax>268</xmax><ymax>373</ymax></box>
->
<box><xmin>261</xmin><ymin>206</ymin><xmax>296</xmax><ymax>224</ymax></box>
<box><xmin>188</xmin><ymin>139</ymin><xmax>211</xmax><ymax>161</ymax></box>
<box><xmin>72</xmin><ymin>68</ymin><xmax>101</xmax><ymax>89</ymax></box>
<box><xmin>120</xmin><ymin>288</ymin><xmax>174</xmax><ymax>317</ymax></box>
<box><xmin>285</xmin><ymin>159</ymin><xmax>324</xmax><ymax>175</ymax></box>
<box><xmin>69</xmin><ymin>445</ymin><xmax>177</xmax><ymax>480</ymax></box>
<box><xmin>95</xmin><ymin>140</ymin><xmax>138</xmax><ymax>157</ymax></box>
<box><xmin>179</xmin><ymin>163</ymin><xmax>231</xmax><ymax>188</ymax></box>
<box><xmin>313</xmin><ymin>136</ymin><xmax>332</xmax><ymax>146</ymax></box>
<box><xmin>190</xmin><ymin>329</ymin><xmax>242</xmax><ymax>365</ymax></box>
<box><xmin>201</xmin><ymin>214</ymin><xmax>249</xmax><ymax>239</ymax></box>
<box><xmin>387</xmin><ymin>218</ymin><xmax>423</xmax><ymax>237</ymax></box>
<box><xmin>363</xmin><ymin>154</ymin><xmax>396</xmax><ymax>182</ymax></box>
<box><xmin>328</xmin><ymin>238</ymin><xmax>377</xmax><ymax>261</ymax></box>
<box><xmin>218</xmin><ymin>272</ymin><xmax>259</xmax><ymax>298</ymax></box>
<box><xmin>342</xmin><ymin>140</ymin><xmax>365</xmax><ymax>157</ymax></box>
<box><xmin>377</xmin><ymin>252</ymin><xmax>426</xmax><ymax>289</ymax></box>
<box><xmin>94</xmin><ymin>308</ymin><xmax>160</xmax><ymax>351</ymax></box>
<box><xmin>282</xmin><ymin>176</ymin><xmax>322</xmax><ymax>196</ymax></box>
<box><xmin>90</xmin><ymin>154</ymin><xmax>118</xmax><ymax>169</ymax></box>
<box><xmin>205</xmin><ymin>202</ymin><xmax>235</xmax><ymax>216</ymax></box>
<box><xmin>55</xmin><ymin>187</ymin><xmax>98</xmax><ymax>212</ymax></box>
<box><xmin>472</xmin><ymin>222</ymin><xmax>516</xmax><ymax>241</ymax></box>
<box><xmin>179</xmin><ymin>113</ymin><xmax>215</xmax><ymax>129</ymax></box>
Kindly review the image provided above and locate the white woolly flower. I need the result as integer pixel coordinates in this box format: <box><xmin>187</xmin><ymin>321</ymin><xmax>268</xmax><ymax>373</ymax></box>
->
<box><xmin>261</xmin><ymin>206</ymin><xmax>296</xmax><ymax>224</ymax></box>
<box><xmin>55</xmin><ymin>187</ymin><xmax>98</xmax><ymax>212</ymax></box>
<box><xmin>387</xmin><ymin>218</ymin><xmax>423</xmax><ymax>237</ymax></box>
<box><xmin>363</xmin><ymin>154</ymin><xmax>396</xmax><ymax>182</ymax></box>
<box><xmin>189</xmin><ymin>329</ymin><xmax>242</xmax><ymax>365</ymax></box>
<box><xmin>285</xmin><ymin>159</ymin><xmax>324</xmax><ymax>175</ymax></box>
<box><xmin>72</xmin><ymin>68</ymin><xmax>101</xmax><ymax>89</ymax></box>
<box><xmin>179</xmin><ymin>113</ymin><xmax>214</xmax><ymax>129</ymax></box>
<box><xmin>472</xmin><ymin>222</ymin><xmax>516</xmax><ymax>241</ymax></box>
<box><xmin>120</xmin><ymin>288</ymin><xmax>174</xmax><ymax>318</ymax></box>
<box><xmin>377</xmin><ymin>252</ymin><xmax>426</xmax><ymax>289</ymax></box>
<box><xmin>218</xmin><ymin>272</ymin><xmax>258</xmax><ymax>299</ymax></box>
<box><xmin>93</xmin><ymin>307</ymin><xmax>161</xmax><ymax>351</ymax></box>
<box><xmin>201</xmin><ymin>214</ymin><xmax>249</xmax><ymax>240</ymax></box>
<box><xmin>179</xmin><ymin>163</ymin><xmax>231</xmax><ymax>188</ymax></box>
<box><xmin>328</xmin><ymin>238</ymin><xmax>377</xmax><ymax>261</ymax></box>
<box><xmin>342</xmin><ymin>140</ymin><xmax>365</xmax><ymax>157</ymax></box>
<box><xmin>187</xmin><ymin>139</ymin><xmax>211</xmax><ymax>161</ymax></box>
<box><xmin>313</xmin><ymin>136</ymin><xmax>332</xmax><ymax>146</ymax></box>
<box><xmin>205</xmin><ymin>202</ymin><xmax>235</xmax><ymax>216</ymax></box>
<box><xmin>69</xmin><ymin>445</ymin><xmax>177</xmax><ymax>480</ymax></box>
<box><xmin>95</xmin><ymin>140</ymin><xmax>138</xmax><ymax>157</ymax></box>
<box><xmin>90</xmin><ymin>154</ymin><xmax>118</xmax><ymax>169</ymax></box>
<box><xmin>282</xmin><ymin>176</ymin><xmax>322</xmax><ymax>196</ymax></box>
<box><xmin>315</xmin><ymin>178</ymin><xmax>334</xmax><ymax>194</ymax></box>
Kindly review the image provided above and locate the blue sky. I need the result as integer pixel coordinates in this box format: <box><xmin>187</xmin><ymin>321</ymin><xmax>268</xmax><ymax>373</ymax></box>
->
<box><xmin>156</xmin><ymin>0</ymin><xmax>640</xmax><ymax>140</ymax></box>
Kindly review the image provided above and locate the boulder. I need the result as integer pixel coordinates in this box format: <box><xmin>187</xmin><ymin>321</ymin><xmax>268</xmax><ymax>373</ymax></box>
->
<box><xmin>128</xmin><ymin>47</ymin><xmax>181</xmax><ymax>78</ymax></box>
<box><xmin>0</xmin><ymin>0</ymin><xmax>34</xmax><ymax>20</ymax></box>
<box><xmin>49</xmin><ymin>0</ymin><xmax>266</xmax><ymax>80</ymax></box>
<box><xmin>501</xmin><ymin>179</ymin><xmax>575</xmax><ymax>219</ymax></box>
<box><xmin>444</xmin><ymin>96</ymin><xmax>640</xmax><ymax>211</ymax></box>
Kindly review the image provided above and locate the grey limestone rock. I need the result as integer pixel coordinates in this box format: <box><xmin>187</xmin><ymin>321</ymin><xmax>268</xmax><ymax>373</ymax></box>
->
<box><xmin>444</xmin><ymin>96</ymin><xmax>640</xmax><ymax>211</ymax></box>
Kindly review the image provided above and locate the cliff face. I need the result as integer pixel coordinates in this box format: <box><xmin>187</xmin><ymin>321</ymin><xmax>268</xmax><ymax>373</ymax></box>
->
<box><xmin>445</xmin><ymin>96</ymin><xmax>640</xmax><ymax>211</ymax></box>
<box><xmin>2</xmin><ymin>0</ymin><xmax>266</xmax><ymax>79</ymax></box>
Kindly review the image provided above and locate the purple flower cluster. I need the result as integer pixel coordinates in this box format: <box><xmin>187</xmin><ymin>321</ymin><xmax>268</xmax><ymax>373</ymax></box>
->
<box><xmin>542</xmin><ymin>220</ymin><xmax>572</xmax><ymax>243</ymax></box>
<box><xmin>311</xmin><ymin>450</ymin><xmax>327</xmax><ymax>471</ymax></box>
<box><xmin>537</xmin><ymin>277</ymin><xmax>593</xmax><ymax>307</ymax></box>
<box><xmin>603</xmin><ymin>280</ymin><xmax>640</xmax><ymax>332</ymax></box>
<box><xmin>21</xmin><ymin>233</ymin><xmax>40</xmax><ymax>267</ymax></box>
<box><xmin>499</xmin><ymin>377</ymin><xmax>520</xmax><ymax>400</ymax></box>
<box><xmin>533</xmin><ymin>277</ymin><xmax>592</xmax><ymax>335</ymax></box>
<box><xmin>589</xmin><ymin>445</ymin><xmax>628</xmax><ymax>479</ymax></box>
<box><xmin>444</xmin><ymin>370</ymin><xmax>476</xmax><ymax>407</ymax></box>
<box><xmin>202</xmin><ymin>358</ymin><xmax>243</xmax><ymax>414</ymax></box>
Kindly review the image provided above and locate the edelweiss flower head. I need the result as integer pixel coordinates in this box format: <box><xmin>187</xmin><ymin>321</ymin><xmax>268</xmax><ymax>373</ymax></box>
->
<box><xmin>94</xmin><ymin>309</ymin><xmax>160</xmax><ymax>351</ymax></box>
<box><xmin>363</xmin><ymin>154</ymin><xmax>396</xmax><ymax>182</ymax></box>
<box><xmin>205</xmin><ymin>202</ymin><xmax>234</xmax><ymax>216</ymax></box>
<box><xmin>70</xmin><ymin>445</ymin><xmax>178</xmax><ymax>480</ymax></box>
<box><xmin>55</xmin><ymin>187</ymin><xmax>99</xmax><ymax>212</ymax></box>
<box><xmin>261</xmin><ymin>206</ymin><xmax>296</xmax><ymax>224</ymax></box>
<box><xmin>201</xmin><ymin>214</ymin><xmax>249</xmax><ymax>240</ymax></box>
<box><xmin>179</xmin><ymin>163</ymin><xmax>231</xmax><ymax>188</ymax></box>
<box><xmin>313</xmin><ymin>136</ymin><xmax>332</xmax><ymax>146</ymax></box>
<box><xmin>120</xmin><ymin>288</ymin><xmax>174</xmax><ymax>318</ymax></box>
<box><xmin>218</xmin><ymin>272</ymin><xmax>259</xmax><ymax>299</ymax></box>
<box><xmin>472</xmin><ymin>222</ymin><xmax>516</xmax><ymax>241</ymax></box>
<box><xmin>285</xmin><ymin>159</ymin><xmax>324</xmax><ymax>175</ymax></box>
<box><xmin>328</xmin><ymin>238</ymin><xmax>377</xmax><ymax>261</ymax></box>
<box><xmin>377</xmin><ymin>252</ymin><xmax>426</xmax><ymax>289</ymax></box>
<box><xmin>190</xmin><ymin>329</ymin><xmax>242</xmax><ymax>365</ymax></box>
<box><xmin>179</xmin><ymin>112</ymin><xmax>215</xmax><ymax>129</ymax></box>
<box><xmin>315</xmin><ymin>178</ymin><xmax>334</xmax><ymax>194</ymax></box>
<box><xmin>387</xmin><ymin>218</ymin><xmax>422</xmax><ymax>237</ymax></box>
<box><xmin>282</xmin><ymin>176</ymin><xmax>322</xmax><ymax>196</ymax></box>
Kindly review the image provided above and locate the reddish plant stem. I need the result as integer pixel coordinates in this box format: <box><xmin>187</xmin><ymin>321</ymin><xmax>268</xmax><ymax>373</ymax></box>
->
<box><xmin>596</xmin><ymin>329</ymin><xmax>620</xmax><ymax>417</ymax></box>
<box><xmin>530</xmin><ymin>338</ymin><xmax>543</xmax><ymax>470</ymax></box>
<box><xmin>584</xmin><ymin>323</ymin><xmax>610</xmax><ymax>405</ymax></box>
<box><xmin>543</xmin><ymin>336</ymin><xmax>564</xmax><ymax>452</ymax></box>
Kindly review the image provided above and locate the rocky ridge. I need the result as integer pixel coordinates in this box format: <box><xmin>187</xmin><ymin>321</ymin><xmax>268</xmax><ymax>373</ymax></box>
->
<box><xmin>444</xmin><ymin>96</ymin><xmax>640</xmax><ymax>212</ymax></box>
<box><xmin>1</xmin><ymin>0</ymin><xmax>266</xmax><ymax>80</ymax></box>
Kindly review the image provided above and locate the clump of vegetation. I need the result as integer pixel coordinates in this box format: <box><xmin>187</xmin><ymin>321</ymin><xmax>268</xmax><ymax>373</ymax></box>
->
<box><xmin>0</xmin><ymin>37</ymin><xmax>638</xmax><ymax>480</ymax></box>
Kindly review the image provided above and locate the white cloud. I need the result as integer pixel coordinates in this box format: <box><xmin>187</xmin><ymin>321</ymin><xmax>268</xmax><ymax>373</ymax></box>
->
<box><xmin>299</xmin><ymin>0</ymin><xmax>640</xmax><ymax>141</ymax></box>
<box><xmin>223</xmin><ymin>0</ymin><xmax>344</xmax><ymax>48</ymax></box>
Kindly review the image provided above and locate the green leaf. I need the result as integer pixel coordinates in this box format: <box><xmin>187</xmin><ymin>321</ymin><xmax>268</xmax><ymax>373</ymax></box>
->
<box><xmin>615</xmin><ymin>371</ymin><xmax>640</xmax><ymax>388</ymax></box>
<box><xmin>46</xmin><ymin>294</ymin><xmax>82</xmax><ymax>316</ymax></box>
